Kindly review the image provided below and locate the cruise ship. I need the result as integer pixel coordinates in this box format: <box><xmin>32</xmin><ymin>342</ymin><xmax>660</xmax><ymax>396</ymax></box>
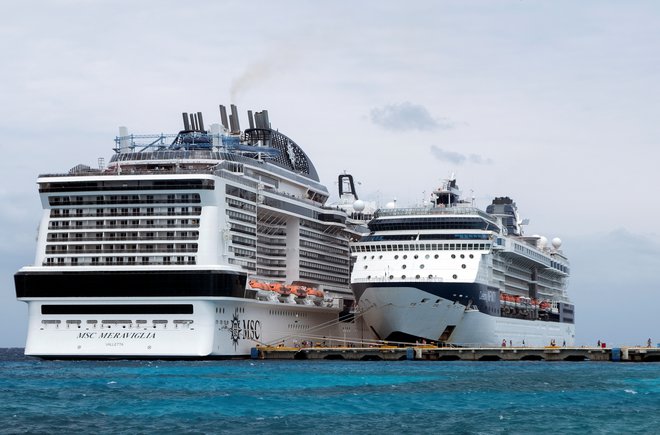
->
<box><xmin>351</xmin><ymin>177</ymin><xmax>575</xmax><ymax>347</ymax></box>
<box><xmin>14</xmin><ymin>105</ymin><xmax>371</xmax><ymax>358</ymax></box>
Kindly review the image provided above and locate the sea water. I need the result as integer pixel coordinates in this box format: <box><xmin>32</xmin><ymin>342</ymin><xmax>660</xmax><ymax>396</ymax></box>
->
<box><xmin>0</xmin><ymin>348</ymin><xmax>658</xmax><ymax>434</ymax></box>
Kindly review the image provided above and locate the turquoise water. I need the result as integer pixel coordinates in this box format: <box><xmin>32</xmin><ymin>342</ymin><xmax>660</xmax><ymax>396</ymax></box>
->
<box><xmin>0</xmin><ymin>348</ymin><xmax>658</xmax><ymax>434</ymax></box>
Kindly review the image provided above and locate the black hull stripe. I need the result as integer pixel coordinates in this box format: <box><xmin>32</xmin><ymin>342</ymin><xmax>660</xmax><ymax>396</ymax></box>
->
<box><xmin>352</xmin><ymin>281</ymin><xmax>574</xmax><ymax>324</ymax></box>
<box><xmin>15</xmin><ymin>270</ymin><xmax>246</xmax><ymax>298</ymax></box>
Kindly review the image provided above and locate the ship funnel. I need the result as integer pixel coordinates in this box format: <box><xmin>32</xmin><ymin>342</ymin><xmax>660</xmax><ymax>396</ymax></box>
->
<box><xmin>229</xmin><ymin>104</ymin><xmax>240</xmax><ymax>133</ymax></box>
<box><xmin>118</xmin><ymin>126</ymin><xmax>130</xmax><ymax>153</ymax></box>
<box><xmin>197</xmin><ymin>112</ymin><xmax>205</xmax><ymax>132</ymax></box>
<box><xmin>219</xmin><ymin>105</ymin><xmax>229</xmax><ymax>130</ymax></box>
<box><xmin>182</xmin><ymin>113</ymin><xmax>190</xmax><ymax>130</ymax></box>
<box><xmin>247</xmin><ymin>110</ymin><xmax>255</xmax><ymax>129</ymax></box>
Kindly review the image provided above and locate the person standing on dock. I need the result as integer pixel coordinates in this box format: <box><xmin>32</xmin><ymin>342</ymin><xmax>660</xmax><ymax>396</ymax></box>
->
<box><xmin>501</xmin><ymin>339</ymin><xmax>506</xmax><ymax>347</ymax></box>
<box><xmin>648</xmin><ymin>338</ymin><xmax>652</xmax><ymax>348</ymax></box>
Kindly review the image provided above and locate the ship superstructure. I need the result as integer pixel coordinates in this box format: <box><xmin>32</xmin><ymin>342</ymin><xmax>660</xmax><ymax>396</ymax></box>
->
<box><xmin>351</xmin><ymin>176</ymin><xmax>574</xmax><ymax>347</ymax></box>
<box><xmin>15</xmin><ymin>105</ymin><xmax>369</xmax><ymax>358</ymax></box>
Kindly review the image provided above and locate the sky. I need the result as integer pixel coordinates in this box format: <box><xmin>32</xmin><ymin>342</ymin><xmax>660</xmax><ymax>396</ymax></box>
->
<box><xmin>1</xmin><ymin>0</ymin><xmax>658</xmax><ymax>347</ymax></box>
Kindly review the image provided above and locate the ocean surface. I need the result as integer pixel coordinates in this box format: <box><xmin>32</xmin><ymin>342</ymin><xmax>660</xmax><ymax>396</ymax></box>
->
<box><xmin>0</xmin><ymin>348</ymin><xmax>658</xmax><ymax>434</ymax></box>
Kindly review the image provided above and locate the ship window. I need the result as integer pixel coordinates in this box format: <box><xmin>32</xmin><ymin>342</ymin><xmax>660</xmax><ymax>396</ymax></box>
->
<box><xmin>363</xmin><ymin>265</ymin><xmax>368</xmax><ymax>269</ymax></box>
<box><xmin>401</xmin><ymin>275</ymin><xmax>406</xmax><ymax>279</ymax></box>
<box><xmin>403</xmin><ymin>255</ymin><xmax>407</xmax><ymax>259</ymax></box>
<box><xmin>389</xmin><ymin>275</ymin><xmax>393</xmax><ymax>280</ymax></box>
<box><xmin>425</xmin><ymin>254</ymin><xmax>429</xmax><ymax>259</ymax></box>
<box><xmin>414</xmin><ymin>254</ymin><xmax>418</xmax><ymax>259</ymax></box>
<box><xmin>451</xmin><ymin>254</ymin><xmax>456</xmax><ymax>259</ymax></box>
<box><xmin>452</xmin><ymin>274</ymin><xmax>457</xmax><ymax>279</ymax></box>
<box><xmin>420</xmin><ymin>264</ymin><xmax>425</xmax><ymax>269</ymax></box>
<box><xmin>428</xmin><ymin>274</ymin><xmax>433</xmax><ymax>279</ymax></box>
<box><xmin>416</xmin><ymin>275</ymin><xmax>420</xmax><ymax>279</ymax></box>
<box><xmin>460</xmin><ymin>254</ymin><xmax>465</xmax><ymax>259</ymax></box>
<box><xmin>402</xmin><ymin>264</ymin><xmax>407</xmax><ymax>269</ymax></box>
<box><xmin>434</xmin><ymin>254</ymin><xmax>439</xmax><ymax>259</ymax></box>
<box><xmin>461</xmin><ymin>264</ymin><xmax>466</xmax><ymax>269</ymax></box>
<box><xmin>394</xmin><ymin>255</ymin><xmax>399</xmax><ymax>259</ymax></box>
<box><xmin>469</xmin><ymin>254</ymin><xmax>474</xmax><ymax>258</ymax></box>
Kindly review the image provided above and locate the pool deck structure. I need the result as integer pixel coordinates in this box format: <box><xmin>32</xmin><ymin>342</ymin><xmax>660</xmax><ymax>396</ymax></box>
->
<box><xmin>252</xmin><ymin>346</ymin><xmax>660</xmax><ymax>362</ymax></box>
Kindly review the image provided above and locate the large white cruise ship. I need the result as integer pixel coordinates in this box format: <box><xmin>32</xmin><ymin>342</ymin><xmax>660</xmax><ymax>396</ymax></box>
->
<box><xmin>15</xmin><ymin>105</ymin><xmax>371</xmax><ymax>358</ymax></box>
<box><xmin>351</xmin><ymin>177</ymin><xmax>575</xmax><ymax>347</ymax></box>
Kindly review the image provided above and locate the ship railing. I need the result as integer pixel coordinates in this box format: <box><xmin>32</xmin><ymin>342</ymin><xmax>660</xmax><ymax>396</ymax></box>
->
<box><xmin>352</xmin><ymin>276</ymin><xmax>446</xmax><ymax>283</ymax></box>
<box><xmin>374</xmin><ymin>206</ymin><xmax>497</xmax><ymax>222</ymax></box>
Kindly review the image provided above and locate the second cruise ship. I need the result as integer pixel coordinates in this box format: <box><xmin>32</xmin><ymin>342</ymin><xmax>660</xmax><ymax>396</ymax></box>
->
<box><xmin>351</xmin><ymin>176</ymin><xmax>575</xmax><ymax>347</ymax></box>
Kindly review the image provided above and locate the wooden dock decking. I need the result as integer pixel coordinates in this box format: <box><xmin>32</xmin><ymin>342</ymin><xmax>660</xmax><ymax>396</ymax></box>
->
<box><xmin>252</xmin><ymin>346</ymin><xmax>660</xmax><ymax>362</ymax></box>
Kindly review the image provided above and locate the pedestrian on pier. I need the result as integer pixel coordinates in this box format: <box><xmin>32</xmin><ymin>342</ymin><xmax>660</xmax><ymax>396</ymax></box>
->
<box><xmin>648</xmin><ymin>338</ymin><xmax>652</xmax><ymax>348</ymax></box>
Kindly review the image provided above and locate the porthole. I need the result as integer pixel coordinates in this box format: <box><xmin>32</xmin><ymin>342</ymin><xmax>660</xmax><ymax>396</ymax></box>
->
<box><xmin>394</xmin><ymin>255</ymin><xmax>399</xmax><ymax>259</ymax></box>
<box><xmin>363</xmin><ymin>256</ymin><xmax>367</xmax><ymax>260</ymax></box>
<box><xmin>425</xmin><ymin>254</ymin><xmax>430</xmax><ymax>259</ymax></box>
<box><xmin>364</xmin><ymin>265</ymin><xmax>368</xmax><ymax>269</ymax></box>
<box><xmin>451</xmin><ymin>254</ymin><xmax>456</xmax><ymax>259</ymax></box>
<box><xmin>469</xmin><ymin>254</ymin><xmax>474</xmax><ymax>259</ymax></box>
<box><xmin>428</xmin><ymin>274</ymin><xmax>433</xmax><ymax>279</ymax></box>
<box><xmin>367</xmin><ymin>275</ymin><xmax>371</xmax><ymax>279</ymax></box>
<box><xmin>401</xmin><ymin>275</ymin><xmax>406</xmax><ymax>279</ymax></box>
<box><xmin>389</xmin><ymin>275</ymin><xmax>394</xmax><ymax>279</ymax></box>
<box><xmin>416</xmin><ymin>275</ymin><xmax>420</xmax><ymax>279</ymax></box>
<box><xmin>434</xmin><ymin>254</ymin><xmax>439</xmax><ymax>259</ymax></box>
<box><xmin>414</xmin><ymin>254</ymin><xmax>418</xmax><ymax>259</ymax></box>
<box><xmin>403</xmin><ymin>255</ymin><xmax>408</xmax><ymax>259</ymax></box>
<box><xmin>460</xmin><ymin>254</ymin><xmax>464</xmax><ymax>259</ymax></box>
<box><xmin>371</xmin><ymin>255</ymin><xmax>375</xmax><ymax>259</ymax></box>
<box><xmin>420</xmin><ymin>264</ymin><xmax>425</xmax><ymax>269</ymax></box>
<box><xmin>461</xmin><ymin>264</ymin><xmax>466</xmax><ymax>269</ymax></box>
<box><xmin>402</xmin><ymin>264</ymin><xmax>407</xmax><ymax>269</ymax></box>
<box><xmin>453</xmin><ymin>274</ymin><xmax>458</xmax><ymax>279</ymax></box>
<box><xmin>379</xmin><ymin>255</ymin><xmax>383</xmax><ymax>259</ymax></box>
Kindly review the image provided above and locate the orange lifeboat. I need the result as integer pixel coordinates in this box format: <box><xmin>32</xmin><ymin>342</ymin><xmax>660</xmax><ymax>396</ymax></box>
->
<box><xmin>267</xmin><ymin>282</ymin><xmax>289</xmax><ymax>295</ymax></box>
<box><xmin>248</xmin><ymin>280</ymin><xmax>272</xmax><ymax>291</ymax></box>
<box><xmin>286</xmin><ymin>285</ymin><xmax>308</xmax><ymax>298</ymax></box>
<box><xmin>306</xmin><ymin>288</ymin><xmax>325</xmax><ymax>298</ymax></box>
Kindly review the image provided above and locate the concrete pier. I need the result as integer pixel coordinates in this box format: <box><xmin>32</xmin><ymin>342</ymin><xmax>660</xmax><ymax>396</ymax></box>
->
<box><xmin>253</xmin><ymin>345</ymin><xmax>660</xmax><ymax>362</ymax></box>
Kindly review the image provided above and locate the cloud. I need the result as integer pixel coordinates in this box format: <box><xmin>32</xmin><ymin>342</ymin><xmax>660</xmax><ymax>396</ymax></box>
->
<box><xmin>370</xmin><ymin>102</ymin><xmax>452</xmax><ymax>131</ymax></box>
<box><xmin>430</xmin><ymin>145</ymin><xmax>493</xmax><ymax>165</ymax></box>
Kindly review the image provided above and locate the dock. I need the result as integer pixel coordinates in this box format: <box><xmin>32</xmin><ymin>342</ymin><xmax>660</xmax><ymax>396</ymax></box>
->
<box><xmin>252</xmin><ymin>345</ymin><xmax>660</xmax><ymax>362</ymax></box>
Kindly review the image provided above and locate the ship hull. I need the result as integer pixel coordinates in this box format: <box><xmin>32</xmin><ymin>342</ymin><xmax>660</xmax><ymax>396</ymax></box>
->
<box><xmin>21</xmin><ymin>297</ymin><xmax>365</xmax><ymax>358</ymax></box>
<box><xmin>354</xmin><ymin>282</ymin><xmax>574</xmax><ymax>347</ymax></box>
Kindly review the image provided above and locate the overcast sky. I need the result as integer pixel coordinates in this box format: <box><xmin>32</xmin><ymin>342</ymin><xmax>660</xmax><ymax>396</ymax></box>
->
<box><xmin>1</xmin><ymin>0</ymin><xmax>658</xmax><ymax>347</ymax></box>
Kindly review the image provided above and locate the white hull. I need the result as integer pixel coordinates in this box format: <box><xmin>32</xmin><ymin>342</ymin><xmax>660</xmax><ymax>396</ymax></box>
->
<box><xmin>24</xmin><ymin>297</ymin><xmax>368</xmax><ymax>358</ymax></box>
<box><xmin>450</xmin><ymin>309</ymin><xmax>575</xmax><ymax>347</ymax></box>
<box><xmin>358</xmin><ymin>286</ymin><xmax>574</xmax><ymax>347</ymax></box>
<box><xmin>359</xmin><ymin>286</ymin><xmax>467</xmax><ymax>341</ymax></box>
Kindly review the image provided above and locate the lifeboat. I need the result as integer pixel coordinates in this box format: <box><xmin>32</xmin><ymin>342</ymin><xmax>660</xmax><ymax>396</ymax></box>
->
<box><xmin>286</xmin><ymin>285</ymin><xmax>308</xmax><ymax>298</ymax></box>
<box><xmin>306</xmin><ymin>288</ymin><xmax>325</xmax><ymax>298</ymax></box>
<box><xmin>539</xmin><ymin>300</ymin><xmax>551</xmax><ymax>310</ymax></box>
<box><xmin>248</xmin><ymin>280</ymin><xmax>272</xmax><ymax>291</ymax></box>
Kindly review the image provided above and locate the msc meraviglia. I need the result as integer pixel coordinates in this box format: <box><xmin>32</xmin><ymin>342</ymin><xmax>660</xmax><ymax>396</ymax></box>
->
<box><xmin>15</xmin><ymin>105</ymin><xmax>372</xmax><ymax>358</ymax></box>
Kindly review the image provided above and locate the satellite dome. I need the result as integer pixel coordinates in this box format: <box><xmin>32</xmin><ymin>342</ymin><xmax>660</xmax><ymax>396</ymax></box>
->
<box><xmin>385</xmin><ymin>201</ymin><xmax>396</xmax><ymax>209</ymax></box>
<box><xmin>538</xmin><ymin>236</ymin><xmax>548</xmax><ymax>249</ymax></box>
<box><xmin>551</xmin><ymin>237</ymin><xmax>562</xmax><ymax>249</ymax></box>
<box><xmin>353</xmin><ymin>199</ymin><xmax>365</xmax><ymax>212</ymax></box>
